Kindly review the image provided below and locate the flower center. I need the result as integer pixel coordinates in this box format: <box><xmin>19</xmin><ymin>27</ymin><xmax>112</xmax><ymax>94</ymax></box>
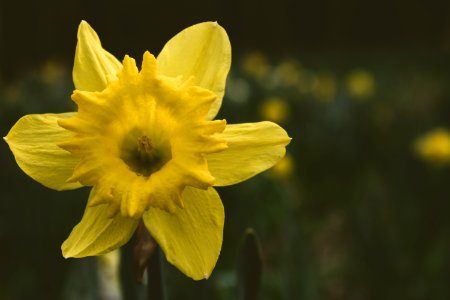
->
<box><xmin>120</xmin><ymin>129</ymin><xmax>172</xmax><ymax>177</ymax></box>
<box><xmin>58</xmin><ymin>52</ymin><xmax>228</xmax><ymax>216</ymax></box>
<box><xmin>138</xmin><ymin>136</ymin><xmax>152</xmax><ymax>154</ymax></box>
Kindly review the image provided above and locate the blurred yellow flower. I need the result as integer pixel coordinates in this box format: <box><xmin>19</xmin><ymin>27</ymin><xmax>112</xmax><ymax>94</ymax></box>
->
<box><xmin>41</xmin><ymin>59</ymin><xmax>68</xmax><ymax>83</ymax></box>
<box><xmin>270</xmin><ymin>153</ymin><xmax>294</xmax><ymax>178</ymax></box>
<box><xmin>312</xmin><ymin>72</ymin><xmax>336</xmax><ymax>102</ymax></box>
<box><xmin>241</xmin><ymin>51</ymin><xmax>270</xmax><ymax>78</ymax></box>
<box><xmin>346</xmin><ymin>69</ymin><xmax>375</xmax><ymax>99</ymax></box>
<box><xmin>259</xmin><ymin>97</ymin><xmax>289</xmax><ymax>123</ymax></box>
<box><xmin>274</xmin><ymin>59</ymin><xmax>301</xmax><ymax>86</ymax></box>
<box><xmin>5</xmin><ymin>21</ymin><xmax>290</xmax><ymax>280</ymax></box>
<box><xmin>414</xmin><ymin>128</ymin><xmax>450</xmax><ymax>166</ymax></box>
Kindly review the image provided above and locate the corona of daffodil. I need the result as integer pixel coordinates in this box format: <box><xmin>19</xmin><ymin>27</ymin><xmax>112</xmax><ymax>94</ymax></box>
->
<box><xmin>4</xmin><ymin>21</ymin><xmax>290</xmax><ymax>280</ymax></box>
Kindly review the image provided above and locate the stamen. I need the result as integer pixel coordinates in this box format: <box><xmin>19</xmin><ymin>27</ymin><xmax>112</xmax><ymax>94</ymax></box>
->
<box><xmin>138</xmin><ymin>136</ymin><xmax>152</xmax><ymax>154</ymax></box>
<box><xmin>120</xmin><ymin>131</ymin><xmax>171</xmax><ymax>177</ymax></box>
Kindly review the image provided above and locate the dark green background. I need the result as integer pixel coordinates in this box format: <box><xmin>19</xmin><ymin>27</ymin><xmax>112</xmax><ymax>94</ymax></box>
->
<box><xmin>1</xmin><ymin>0</ymin><xmax>450</xmax><ymax>79</ymax></box>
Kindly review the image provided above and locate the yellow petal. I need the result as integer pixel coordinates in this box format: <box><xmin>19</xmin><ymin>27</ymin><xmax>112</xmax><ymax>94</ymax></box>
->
<box><xmin>73</xmin><ymin>21</ymin><xmax>122</xmax><ymax>92</ymax></box>
<box><xmin>62</xmin><ymin>189</ymin><xmax>139</xmax><ymax>258</ymax></box>
<box><xmin>207</xmin><ymin>121</ymin><xmax>291</xmax><ymax>186</ymax></box>
<box><xmin>5</xmin><ymin>113</ymin><xmax>82</xmax><ymax>191</ymax></box>
<box><xmin>142</xmin><ymin>187</ymin><xmax>224</xmax><ymax>280</ymax></box>
<box><xmin>157</xmin><ymin>22</ymin><xmax>231</xmax><ymax>120</ymax></box>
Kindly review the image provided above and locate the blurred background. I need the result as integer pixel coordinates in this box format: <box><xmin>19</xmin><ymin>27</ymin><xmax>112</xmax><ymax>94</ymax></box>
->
<box><xmin>1</xmin><ymin>0</ymin><xmax>450</xmax><ymax>299</ymax></box>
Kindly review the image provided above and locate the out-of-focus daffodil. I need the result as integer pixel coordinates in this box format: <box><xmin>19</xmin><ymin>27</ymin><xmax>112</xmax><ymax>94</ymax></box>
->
<box><xmin>414</xmin><ymin>128</ymin><xmax>450</xmax><ymax>166</ymax></box>
<box><xmin>259</xmin><ymin>97</ymin><xmax>289</xmax><ymax>123</ymax></box>
<box><xmin>312</xmin><ymin>73</ymin><xmax>336</xmax><ymax>102</ymax></box>
<box><xmin>270</xmin><ymin>153</ymin><xmax>294</xmax><ymax>178</ymax></box>
<box><xmin>41</xmin><ymin>59</ymin><xmax>68</xmax><ymax>83</ymax></box>
<box><xmin>346</xmin><ymin>69</ymin><xmax>375</xmax><ymax>99</ymax></box>
<box><xmin>274</xmin><ymin>60</ymin><xmax>301</xmax><ymax>87</ymax></box>
<box><xmin>241</xmin><ymin>51</ymin><xmax>270</xmax><ymax>78</ymax></box>
<box><xmin>4</xmin><ymin>21</ymin><xmax>290</xmax><ymax>280</ymax></box>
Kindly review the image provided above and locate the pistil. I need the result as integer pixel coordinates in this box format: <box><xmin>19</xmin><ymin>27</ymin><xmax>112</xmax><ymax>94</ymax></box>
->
<box><xmin>138</xmin><ymin>136</ymin><xmax>153</xmax><ymax>154</ymax></box>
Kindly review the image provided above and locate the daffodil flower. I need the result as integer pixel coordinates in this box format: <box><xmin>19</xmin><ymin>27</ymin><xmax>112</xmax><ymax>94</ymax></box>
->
<box><xmin>4</xmin><ymin>21</ymin><xmax>291</xmax><ymax>280</ymax></box>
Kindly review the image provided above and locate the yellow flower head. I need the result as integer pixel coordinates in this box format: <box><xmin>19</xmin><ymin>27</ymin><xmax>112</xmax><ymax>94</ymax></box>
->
<box><xmin>346</xmin><ymin>69</ymin><xmax>375</xmax><ymax>99</ymax></box>
<box><xmin>312</xmin><ymin>72</ymin><xmax>337</xmax><ymax>102</ymax></box>
<box><xmin>241</xmin><ymin>51</ymin><xmax>270</xmax><ymax>78</ymax></box>
<box><xmin>274</xmin><ymin>59</ymin><xmax>301</xmax><ymax>87</ymax></box>
<box><xmin>41</xmin><ymin>59</ymin><xmax>68</xmax><ymax>83</ymax></box>
<box><xmin>270</xmin><ymin>153</ymin><xmax>294</xmax><ymax>179</ymax></box>
<box><xmin>4</xmin><ymin>21</ymin><xmax>291</xmax><ymax>280</ymax></box>
<box><xmin>414</xmin><ymin>128</ymin><xmax>450</xmax><ymax>166</ymax></box>
<box><xmin>259</xmin><ymin>97</ymin><xmax>289</xmax><ymax>123</ymax></box>
<box><xmin>59</xmin><ymin>52</ymin><xmax>228</xmax><ymax>216</ymax></box>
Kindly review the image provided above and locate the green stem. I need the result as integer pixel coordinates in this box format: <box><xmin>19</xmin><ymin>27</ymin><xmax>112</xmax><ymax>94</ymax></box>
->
<box><xmin>147</xmin><ymin>246</ymin><xmax>163</xmax><ymax>300</ymax></box>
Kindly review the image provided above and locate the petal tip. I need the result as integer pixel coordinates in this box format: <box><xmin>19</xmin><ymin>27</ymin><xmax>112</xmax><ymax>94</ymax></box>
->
<box><xmin>61</xmin><ymin>246</ymin><xmax>72</xmax><ymax>259</ymax></box>
<box><xmin>207</xmin><ymin>21</ymin><xmax>221</xmax><ymax>28</ymax></box>
<box><xmin>143</xmin><ymin>50</ymin><xmax>155</xmax><ymax>59</ymax></box>
<box><xmin>142</xmin><ymin>51</ymin><xmax>157</xmax><ymax>66</ymax></box>
<box><xmin>141</xmin><ymin>52</ymin><xmax>158</xmax><ymax>77</ymax></box>
<box><xmin>120</xmin><ymin>55</ymin><xmax>139</xmax><ymax>78</ymax></box>
<box><xmin>78</xmin><ymin>20</ymin><xmax>93</xmax><ymax>33</ymax></box>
